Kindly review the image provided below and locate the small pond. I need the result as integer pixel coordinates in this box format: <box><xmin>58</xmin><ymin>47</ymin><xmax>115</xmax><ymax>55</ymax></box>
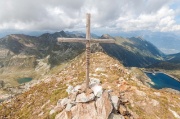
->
<box><xmin>146</xmin><ymin>73</ymin><xmax>180</xmax><ymax>91</ymax></box>
<box><xmin>17</xmin><ymin>77</ymin><xmax>32</xmax><ymax>84</ymax></box>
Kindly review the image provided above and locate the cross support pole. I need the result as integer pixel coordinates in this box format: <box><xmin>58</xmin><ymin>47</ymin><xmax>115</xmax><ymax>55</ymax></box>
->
<box><xmin>57</xmin><ymin>13</ymin><xmax>115</xmax><ymax>89</ymax></box>
<box><xmin>86</xmin><ymin>13</ymin><xmax>91</xmax><ymax>88</ymax></box>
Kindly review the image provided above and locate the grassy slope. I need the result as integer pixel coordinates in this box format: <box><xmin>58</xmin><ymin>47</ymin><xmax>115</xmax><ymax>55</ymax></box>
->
<box><xmin>0</xmin><ymin>52</ymin><xmax>179</xmax><ymax>119</ymax></box>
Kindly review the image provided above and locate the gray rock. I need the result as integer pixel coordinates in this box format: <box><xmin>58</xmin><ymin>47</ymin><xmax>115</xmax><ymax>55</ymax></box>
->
<box><xmin>96</xmin><ymin>91</ymin><xmax>113</xmax><ymax>119</ymax></box>
<box><xmin>90</xmin><ymin>78</ymin><xmax>100</xmax><ymax>87</ymax></box>
<box><xmin>76</xmin><ymin>93</ymin><xmax>95</xmax><ymax>103</ymax></box>
<box><xmin>74</xmin><ymin>85</ymin><xmax>81</xmax><ymax>92</ymax></box>
<box><xmin>91</xmin><ymin>85</ymin><xmax>103</xmax><ymax>97</ymax></box>
<box><xmin>65</xmin><ymin>103</ymin><xmax>74</xmax><ymax>111</ymax></box>
<box><xmin>111</xmin><ymin>95</ymin><xmax>120</xmax><ymax>111</ymax></box>
<box><xmin>61</xmin><ymin>98</ymin><xmax>71</xmax><ymax>106</ymax></box>
<box><xmin>66</xmin><ymin>85</ymin><xmax>74</xmax><ymax>94</ymax></box>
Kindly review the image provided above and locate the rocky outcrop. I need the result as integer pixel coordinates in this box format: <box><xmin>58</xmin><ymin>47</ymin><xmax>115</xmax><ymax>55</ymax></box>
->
<box><xmin>50</xmin><ymin>79</ymin><xmax>133</xmax><ymax>119</ymax></box>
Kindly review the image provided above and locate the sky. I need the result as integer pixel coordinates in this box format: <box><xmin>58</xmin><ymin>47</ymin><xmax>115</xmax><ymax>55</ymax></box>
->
<box><xmin>0</xmin><ymin>0</ymin><xmax>180</xmax><ymax>35</ymax></box>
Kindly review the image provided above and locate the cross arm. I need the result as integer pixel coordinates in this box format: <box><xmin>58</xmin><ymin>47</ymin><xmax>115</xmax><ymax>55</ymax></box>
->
<box><xmin>57</xmin><ymin>37</ymin><xmax>115</xmax><ymax>43</ymax></box>
<box><xmin>57</xmin><ymin>38</ymin><xmax>87</xmax><ymax>43</ymax></box>
<box><xmin>90</xmin><ymin>39</ymin><xmax>115</xmax><ymax>43</ymax></box>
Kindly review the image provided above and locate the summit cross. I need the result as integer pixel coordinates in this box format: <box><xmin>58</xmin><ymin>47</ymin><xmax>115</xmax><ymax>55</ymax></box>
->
<box><xmin>57</xmin><ymin>13</ymin><xmax>115</xmax><ymax>89</ymax></box>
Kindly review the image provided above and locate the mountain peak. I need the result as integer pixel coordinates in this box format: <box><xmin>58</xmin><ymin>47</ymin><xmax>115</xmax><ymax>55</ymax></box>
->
<box><xmin>100</xmin><ymin>34</ymin><xmax>113</xmax><ymax>39</ymax></box>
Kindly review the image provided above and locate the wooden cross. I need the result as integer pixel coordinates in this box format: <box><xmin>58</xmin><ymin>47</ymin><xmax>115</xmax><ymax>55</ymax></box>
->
<box><xmin>57</xmin><ymin>13</ymin><xmax>115</xmax><ymax>89</ymax></box>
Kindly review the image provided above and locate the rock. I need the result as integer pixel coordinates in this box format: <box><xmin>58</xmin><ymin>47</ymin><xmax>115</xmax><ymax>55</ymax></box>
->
<box><xmin>61</xmin><ymin>98</ymin><xmax>71</xmax><ymax>106</ymax></box>
<box><xmin>135</xmin><ymin>90</ymin><xmax>146</xmax><ymax>97</ymax></box>
<box><xmin>55</xmin><ymin>110</ymin><xmax>72</xmax><ymax>119</ymax></box>
<box><xmin>49</xmin><ymin>105</ymin><xmax>64</xmax><ymax>115</ymax></box>
<box><xmin>109</xmin><ymin>113</ymin><xmax>125</xmax><ymax>119</ymax></box>
<box><xmin>65</xmin><ymin>103</ymin><xmax>74</xmax><ymax>111</ymax></box>
<box><xmin>71</xmin><ymin>101</ymin><xmax>97</xmax><ymax>119</ymax></box>
<box><xmin>74</xmin><ymin>85</ymin><xmax>81</xmax><ymax>92</ymax></box>
<box><xmin>154</xmin><ymin>92</ymin><xmax>161</xmax><ymax>96</ymax></box>
<box><xmin>49</xmin><ymin>109</ymin><xmax>56</xmax><ymax>115</ymax></box>
<box><xmin>150</xmin><ymin>99</ymin><xmax>159</xmax><ymax>106</ymax></box>
<box><xmin>76</xmin><ymin>93</ymin><xmax>95</xmax><ymax>103</ymax></box>
<box><xmin>96</xmin><ymin>91</ymin><xmax>113</xmax><ymax>119</ymax></box>
<box><xmin>90</xmin><ymin>78</ymin><xmax>100</xmax><ymax>86</ymax></box>
<box><xmin>66</xmin><ymin>85</ymin><xmax>74</xmax><ymax>94</ymax></box>
<box><xmin>69</xmin><ymin>91</ymin><xmax>78</xmax><ymax>101</ymax></box>
<box><xmin>95</xmin><ymin>67</ymin><xmax>105</xmax><ymax>72</ymax></box>
<box><xmin>119</xmin><ymin>104</ymin><xmax>127</xmax><ymax>116</ymax></box>
<box><xmin>91</xmin><ymin>85</ymin><xmax>103</xmax><ymax>97</ymax></box>
<box><xmin>110</xmin><ymin>95</ymin><xmax>120</xmax><ymax>111</ymax></box>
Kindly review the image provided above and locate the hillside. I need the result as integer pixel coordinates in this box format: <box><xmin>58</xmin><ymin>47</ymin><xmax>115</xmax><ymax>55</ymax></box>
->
<box><xmin>100</xmin><ymin>35</ymin><xmax>163</xmax><ymax>67</ymax></box>
<box><xmin>0</xmin><ymin>52</ymin><xmax>179</xmax><ymax>119</ymax></box>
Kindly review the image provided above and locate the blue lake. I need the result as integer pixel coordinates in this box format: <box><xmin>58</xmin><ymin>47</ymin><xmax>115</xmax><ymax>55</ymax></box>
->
<box><xmin>146</xmin><ymin>73</ymin><xmax>180</xmax><ymax>91</ymax></box>
<box><xmin>17</xmin><ymin>77</ymin><xmax>32</xmax><ymax>84</ymax></box>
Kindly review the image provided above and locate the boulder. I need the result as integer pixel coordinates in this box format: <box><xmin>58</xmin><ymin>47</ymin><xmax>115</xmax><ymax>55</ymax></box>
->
<box><xmin>74</xmin><ymin>85</ymin><xmax>81</xmax><ymax>92</ymax></box>
<box><xmin>66</xmin><ymin>85</ymin><xmax>74</xmax><ymax>94</ymax></box>
<box><xmin>90</xmin><ymin>78</ymin><xmax>100</xmax><ymax>86</ymax></box>
<box><xmin>55</xmin><ymin>110</ymin><xmax>72</xmax><ymax>119</ymax></box>
<box><xmin>110</xmin><ymin>95</ymin><xmax>120</xmax><ymax>111</ymax></box>
<box><xmin>71</xmin><ymin>101</ymin><xmax>97</xmax><ymax>119</ymax></box>
<box><xmin>76</xmin><ymin>93</ymin><xmax>95</xmax><ymax>103</ymax></box>
<box><xmin>91</xmin><ymin>85</ymin><xmax>103</xmax><ymax>97</ymax></box>
<box><xmin>69</xmin><ymin>91</ymin><xmax>78</xmax><ymax>101</ymax></box>
<box><xmin>65</xmin><ymin>103</ymin><xmax>74</xmax><ymax>111</ymax></box>
<box><xmin>61</xmin><ymin>98</ymin><xmax>71</xmax><ymax>106</ymax></box>
<box><xmin>96</xmin><ymin>91</ymin><xmax>113</xmax><ymax>119</ymax></box>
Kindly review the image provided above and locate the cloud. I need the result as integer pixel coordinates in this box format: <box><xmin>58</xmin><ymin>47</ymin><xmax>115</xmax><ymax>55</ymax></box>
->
<box><xmin>0</xmin><ymin>0</ymin><xmax>179</xmax><ymax>33</ymax></box>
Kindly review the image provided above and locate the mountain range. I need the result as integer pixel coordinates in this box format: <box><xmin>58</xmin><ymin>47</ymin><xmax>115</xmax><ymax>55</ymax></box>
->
<box><xmin>0</xmin><ymin>31</ymin><xmax>180</xmax><ymax>86</ymax></box>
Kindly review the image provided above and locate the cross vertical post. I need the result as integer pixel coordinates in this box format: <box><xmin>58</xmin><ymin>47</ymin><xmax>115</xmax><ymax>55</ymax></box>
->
<box><xmin>86</xmin><ymin>13</ymin><xmax>90</xmax><ymax>89</ymax></box>
<box><xmin>57</xmin><ymin>13</ymin><xmax>115</xmax><ymax>89</ymax></box>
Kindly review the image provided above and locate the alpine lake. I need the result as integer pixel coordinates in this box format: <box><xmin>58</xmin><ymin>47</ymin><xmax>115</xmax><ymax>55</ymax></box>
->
<box><xmin>146</xmin><ymin>73</ymin><xmax>180</xmax><ymax>91</ymax></box>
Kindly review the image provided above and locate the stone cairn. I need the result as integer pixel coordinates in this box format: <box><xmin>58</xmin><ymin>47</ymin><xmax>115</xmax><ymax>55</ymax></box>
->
<box><xmin>50</xmin><ymin>79</ymin><xmax>133</xmax><ymax>119</ymax></box>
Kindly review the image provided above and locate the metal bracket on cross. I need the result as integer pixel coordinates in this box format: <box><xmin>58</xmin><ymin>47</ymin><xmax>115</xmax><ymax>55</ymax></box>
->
<box><xmin>57</xmin><ymin>13</ymin><xmax>115</xmax><ymax>89</ymax></box>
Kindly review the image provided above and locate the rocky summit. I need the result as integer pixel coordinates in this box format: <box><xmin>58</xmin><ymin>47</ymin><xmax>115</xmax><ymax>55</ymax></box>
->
<box><xmin>0</xmin><ymin>52</ymin><xmax>180</xmax><ymax>119</ymax></box>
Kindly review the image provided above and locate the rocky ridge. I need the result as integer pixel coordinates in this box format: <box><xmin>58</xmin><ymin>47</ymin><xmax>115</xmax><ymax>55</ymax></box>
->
<box><xmin>0</xmin><ymin>52</ymin><xmax>179</xmax><ymax>119</ymax></box>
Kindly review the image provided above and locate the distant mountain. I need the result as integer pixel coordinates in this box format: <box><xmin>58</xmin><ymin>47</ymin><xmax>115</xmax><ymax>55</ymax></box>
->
<box><xmin>112</xmin><ymin>31</ymin><xmax>180</xmax><ymax>54</ymax></box>
<box><xmin>100</xmin><ymin>35</ymin><xmax>164</xmax><ymax>67</ymax></box>
<box><xmin>0</xmin><ymin>31</ymin><xmax>165</xmax><ymax>68</ymax></box>
<box><xmin>0</xmin><ymin>31</ymin><xmax>85</xmax><ymax>68</ymax></box>
<box><xmin>148</xmin><ymin>53</ymin><xmax>180</xmax><ymax>70</ymax></box>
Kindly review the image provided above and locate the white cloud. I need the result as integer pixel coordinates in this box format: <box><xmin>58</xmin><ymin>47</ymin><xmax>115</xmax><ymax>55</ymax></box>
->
<box><xmin>0</xmin><ymin>0</ymin><xmax>179</xmax><ymax>33</ymax></box>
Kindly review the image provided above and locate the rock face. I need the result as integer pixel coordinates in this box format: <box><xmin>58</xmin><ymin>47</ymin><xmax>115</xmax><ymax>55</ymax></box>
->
<box><xmin>52</xmin><ymin>82</ymin><xmax>133</xmax><ymax>119</ymax></box>
<box><xmin>96</xmin><ymin>91</ymin><xmax>113</xmax><ymax>119</ymax></box>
